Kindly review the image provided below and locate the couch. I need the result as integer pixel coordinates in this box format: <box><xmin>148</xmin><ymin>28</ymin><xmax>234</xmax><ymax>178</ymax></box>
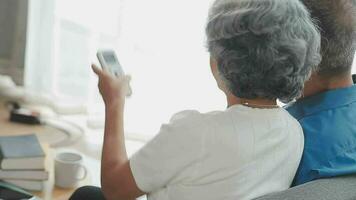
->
<box><xmin>256</xmin><ymin>175</ymin><xmax>356</xmax><ymax>200</ymax></box>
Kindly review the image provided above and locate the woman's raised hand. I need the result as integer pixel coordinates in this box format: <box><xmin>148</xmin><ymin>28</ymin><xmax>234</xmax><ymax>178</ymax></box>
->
<box><xmin>92</xmin><ymin>64</ymin><xmax>131</xmax><ymax>107</ymax></box>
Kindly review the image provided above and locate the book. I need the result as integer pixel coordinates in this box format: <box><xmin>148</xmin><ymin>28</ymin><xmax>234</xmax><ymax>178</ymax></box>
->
<box><xmin>0</xmin><ymin>169</ymin><xmax>48</xmax><ymax>180</ymax></box>
<box><xmin>0</xmin><ymin>143</ymin><xmax>49</xmax><ymax>180</ymax></box>
<box><xmin>0</xmin><ymin>134</ymin><xmax>45</xmax><ymax>170</ymax></box>
<box><xmin>3</xmin><ymin>179</ymin><xmax>45</xmax><ymax>191</ymax></box>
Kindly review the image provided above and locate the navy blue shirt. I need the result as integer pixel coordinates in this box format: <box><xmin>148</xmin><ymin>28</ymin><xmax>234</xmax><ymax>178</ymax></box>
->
<box><xmin>287</xmin><ymin>85</ymin><xmax>356</xmax><ymax>186</ymax></box>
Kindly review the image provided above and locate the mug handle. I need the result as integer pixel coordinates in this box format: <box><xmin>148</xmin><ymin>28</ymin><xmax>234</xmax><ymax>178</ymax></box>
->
<box><xmin>76</xmin><ymin>164</ymin><xmax>88</xmax><ymax>181</ymax></box>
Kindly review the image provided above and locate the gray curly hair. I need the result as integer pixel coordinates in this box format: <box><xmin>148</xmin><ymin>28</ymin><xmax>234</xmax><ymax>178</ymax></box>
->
<box><xmin>206</xmin><ymin>0</ymin><xmax>321</xmax><ymax>103</ymax></box>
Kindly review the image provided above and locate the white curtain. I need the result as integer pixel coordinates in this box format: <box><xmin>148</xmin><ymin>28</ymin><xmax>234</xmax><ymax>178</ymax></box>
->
<box><xmin>25</xmin><ymin>0</ymin><xmax>225</xmax><ymax>137</ymax></box>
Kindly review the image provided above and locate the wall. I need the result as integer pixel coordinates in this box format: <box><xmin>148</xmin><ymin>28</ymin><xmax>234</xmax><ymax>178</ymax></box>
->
<box><xmin>0</xmin><ymin>0</ymin><xmax>28</xmax><ymax>85</ymax></box>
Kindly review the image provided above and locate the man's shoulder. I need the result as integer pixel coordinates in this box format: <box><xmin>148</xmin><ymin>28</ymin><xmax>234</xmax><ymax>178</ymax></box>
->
<box><xmin>287</xmin><ymin>85</ymin><xmax>356</xmax><ymax>121</ymax></box>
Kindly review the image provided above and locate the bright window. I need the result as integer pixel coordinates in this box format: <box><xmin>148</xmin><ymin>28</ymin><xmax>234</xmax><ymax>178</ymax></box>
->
<box><xmin>25</xmin><ymin>0</ymin><xmax>224</xmax><ymax>138</ymax></box>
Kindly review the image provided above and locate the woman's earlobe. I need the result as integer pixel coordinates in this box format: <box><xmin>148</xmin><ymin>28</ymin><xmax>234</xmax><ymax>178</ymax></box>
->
<box><xmin>210</xmin><ymin>57</ymin><xmax>217</xmax><ymax>71</ymax></box>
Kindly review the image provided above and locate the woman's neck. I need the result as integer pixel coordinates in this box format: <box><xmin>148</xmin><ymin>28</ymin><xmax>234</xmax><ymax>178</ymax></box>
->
<box><xmin>226</xmin><ymin>94</ymin><xmax>277</xmax><ymax>108</ymax></box>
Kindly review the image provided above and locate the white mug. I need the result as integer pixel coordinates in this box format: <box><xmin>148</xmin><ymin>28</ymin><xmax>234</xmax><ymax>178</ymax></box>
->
<box><xmin>55</xmin><ymin>152</ymin><xmax>87</xmax><ymax>188</ymax></box>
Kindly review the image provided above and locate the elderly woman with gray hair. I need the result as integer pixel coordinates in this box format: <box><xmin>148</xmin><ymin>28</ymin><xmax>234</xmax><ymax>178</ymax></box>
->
<box><xmin>70</xmin><ymin>0</ymin><xmax>321</xmax><ymax>200</ymax></box>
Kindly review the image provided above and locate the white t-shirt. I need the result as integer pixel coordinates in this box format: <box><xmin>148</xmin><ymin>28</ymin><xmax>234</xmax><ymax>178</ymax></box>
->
<box><xmin>130</xmin><ymin>105</ymin><xmax>304</xmax><ymax>200</ymax></box>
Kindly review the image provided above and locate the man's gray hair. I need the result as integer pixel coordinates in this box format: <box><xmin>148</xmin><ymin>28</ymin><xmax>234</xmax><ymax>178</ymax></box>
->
<box><xmin>206</xmin><ymin>0</ymin><xmax>321</xmax><ymax>103</ymax></box>
<box><xmin>300</xmin><ymin>0</ymin><xmax>356</xmax><ymax>76</ymax></box>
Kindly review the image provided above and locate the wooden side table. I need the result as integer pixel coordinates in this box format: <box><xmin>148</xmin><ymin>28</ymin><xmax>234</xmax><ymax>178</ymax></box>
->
<box><xmin>0</xmin><ymin>99</ymin><xmax>91</xmax><ymax>200</ymax></box>
<box><xmin>0</xmin><ymin>100</ymin><xmax>67</xmax><ymax>144</ymax></box>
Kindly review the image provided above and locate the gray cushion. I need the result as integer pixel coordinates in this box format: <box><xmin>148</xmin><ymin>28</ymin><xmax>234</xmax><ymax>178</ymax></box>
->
<box><xmin>255</xmin><ymin>176</ymin><xmax>356</xmax><ymax>200</ymax></box>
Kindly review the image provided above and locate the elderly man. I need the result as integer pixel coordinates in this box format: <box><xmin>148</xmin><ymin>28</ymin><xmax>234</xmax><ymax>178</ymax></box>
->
<box><xmin>286</xmin><ymin>0</ymin><xmax>356</xmax><ymax>186</ymax></box>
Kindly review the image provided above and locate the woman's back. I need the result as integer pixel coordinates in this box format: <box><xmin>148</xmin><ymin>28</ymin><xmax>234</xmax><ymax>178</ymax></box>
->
<box><xmin>130</xmin><ymin>105</ymin><xmax>303</xmax><ymax>200</ymax></box>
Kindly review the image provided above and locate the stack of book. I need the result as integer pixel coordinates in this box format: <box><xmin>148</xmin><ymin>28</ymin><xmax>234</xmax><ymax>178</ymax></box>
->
<box><xmin>0</xmin><ymin>134</ymin><xmax>48</xmax><ymax>191</ymax></box>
